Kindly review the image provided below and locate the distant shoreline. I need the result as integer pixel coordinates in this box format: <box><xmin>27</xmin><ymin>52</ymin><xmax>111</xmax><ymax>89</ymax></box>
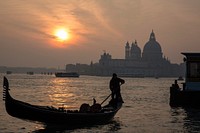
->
<box><xmin>0</xmin><ymin>66</ymin><xmax>61</xmax><ymax>74</ymax></box>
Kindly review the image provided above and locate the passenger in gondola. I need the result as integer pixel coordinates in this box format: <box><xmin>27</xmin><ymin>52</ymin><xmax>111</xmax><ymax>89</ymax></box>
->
<box><xmin>109</xmin><ymin>73</ymin><xmax>125</xmax><ymax>104</ymax></box>
<box><xmin>90</xmin><ymin>98</ymin><xmax>102</xmax><ymax>113</ymax></box>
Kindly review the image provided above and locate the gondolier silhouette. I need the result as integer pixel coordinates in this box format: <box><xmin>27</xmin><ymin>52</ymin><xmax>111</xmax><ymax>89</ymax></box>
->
<box><xmin>109</xmin><ymin>73</ymin><xmax>125</xmax><ymax>103</ymax></box>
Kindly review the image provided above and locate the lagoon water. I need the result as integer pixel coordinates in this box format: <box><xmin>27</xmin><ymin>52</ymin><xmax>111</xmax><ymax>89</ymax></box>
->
<box><xmin>1</xmin><ymin>74</ymin><xmax>200</xmax><ymax>133</ymax></box>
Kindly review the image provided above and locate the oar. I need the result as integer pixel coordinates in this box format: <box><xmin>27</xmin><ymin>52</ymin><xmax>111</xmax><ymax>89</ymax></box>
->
<box><xmin>100</xmin><ymin>94</ymin><xmax>112</xmax><ymax>105</ymax></box>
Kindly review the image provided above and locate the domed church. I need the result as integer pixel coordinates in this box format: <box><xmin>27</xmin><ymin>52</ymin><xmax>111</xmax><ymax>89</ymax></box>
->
<box><xmin>142</xmin><ymin>30</ymin><xmax>163</xmax><ymax>62</ymax></box>
<box><xmin>125</xmin><ymin>40</ymin><xmax>141</xmax><ymax>60</ymax></box>
<box><xmin>66</xmin><ymin>31</ymin><xmax>183</xmax><ymax>77</ymax></box>
<box><xmin>97</xmin><ymin>31</ymin><xmax>182</xmax><ymax>77</ymax></box>
<box><xmin>125</xmin><ymin>30</ymin><xmax>163</xmax><ymax>63</ymax></box>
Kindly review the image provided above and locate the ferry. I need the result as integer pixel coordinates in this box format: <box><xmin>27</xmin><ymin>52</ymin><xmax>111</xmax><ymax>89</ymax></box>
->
<box><xmin>170</xmin><ymin>53</ymin><xmax>200</xmax><ymax>107</ymax></box>
<box><xmin>55</xmin><ymin>72</ymin><xmax>80</xmax><ymax>78</ymax></box>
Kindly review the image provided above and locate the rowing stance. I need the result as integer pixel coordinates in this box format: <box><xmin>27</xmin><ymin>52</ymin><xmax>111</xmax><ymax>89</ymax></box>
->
<box><xmin>109</xmin><ymin>73</ymin><xmax>125</xmax><ymax>103</ymax></box>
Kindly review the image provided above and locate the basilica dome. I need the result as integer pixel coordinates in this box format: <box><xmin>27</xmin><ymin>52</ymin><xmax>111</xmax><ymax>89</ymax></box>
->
<box><xmin>131</xmin><ymin>41</ymin><xmax>141</xmax><ymax>53</ymax></box>
<box><xmin>130</xmin><ymin>41</ymin><xmax>141</xmax><ymax>60</ymax></box>
<box><xmin>142</xmin><ymin>31</ymin><xmax>163</xmax><ymax>61</ymax></box>
<box><xmin>143</xmin><ymin>40</ymin><xmax>161</xmax><ymax>53</ymax></box>
<box><xmin>143</xmin><ymin>31</ymin><xmax>161</xmax><ymax>53</ymax></box>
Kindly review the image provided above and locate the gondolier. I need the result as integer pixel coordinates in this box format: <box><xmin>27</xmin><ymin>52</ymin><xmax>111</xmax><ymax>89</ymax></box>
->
<box><xmin>109</xmin><ymin>73</ymin><xmax>125</xmax><ymax>103</ymax></box>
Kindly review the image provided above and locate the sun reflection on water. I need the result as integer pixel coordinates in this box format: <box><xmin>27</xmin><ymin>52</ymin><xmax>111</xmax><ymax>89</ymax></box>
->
<box><xmin>47</xmin><ymin>78</ymin><xmax>79</xmax><ymax>109</ymax></box>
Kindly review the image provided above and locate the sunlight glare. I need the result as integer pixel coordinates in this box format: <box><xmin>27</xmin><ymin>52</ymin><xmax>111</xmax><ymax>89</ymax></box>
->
<box><xmin>55</xmin><ymin>29</ymin><xmax>69</xmax><ymax>41</ymax></box>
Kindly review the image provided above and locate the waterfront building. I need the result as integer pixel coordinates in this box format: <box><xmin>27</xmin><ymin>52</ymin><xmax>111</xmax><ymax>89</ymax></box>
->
<box><xmin>66</xmin><ymin>31</ymin><xmax>184</xmax><ymax>77</ymax></box>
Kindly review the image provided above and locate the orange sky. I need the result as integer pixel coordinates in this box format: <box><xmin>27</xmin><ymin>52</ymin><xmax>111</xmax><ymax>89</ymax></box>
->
<box><xmin>0</xmin><ymin>0</ymin><xmax>200</xmax><ymax>68</ymax></box>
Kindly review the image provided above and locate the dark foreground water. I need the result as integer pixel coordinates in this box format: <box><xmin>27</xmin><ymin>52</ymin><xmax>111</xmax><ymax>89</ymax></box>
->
<box><xmin>1</xmin><ymin>74</ymin><xmax>200</xmax><ymax>133</ymax></box>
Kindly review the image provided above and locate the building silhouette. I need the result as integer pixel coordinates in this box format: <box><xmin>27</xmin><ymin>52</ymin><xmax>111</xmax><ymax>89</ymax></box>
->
<box><xmin>66</xmin><ymin>31</ymin><xmax>184</xmax><ymax>77</ymax></box>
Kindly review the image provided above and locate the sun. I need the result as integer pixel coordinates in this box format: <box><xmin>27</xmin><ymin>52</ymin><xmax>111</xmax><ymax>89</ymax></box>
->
<box><xmin>55</xmin><ymin>29</ymin><xmax>69</xmax><ymax>41</ymax></box>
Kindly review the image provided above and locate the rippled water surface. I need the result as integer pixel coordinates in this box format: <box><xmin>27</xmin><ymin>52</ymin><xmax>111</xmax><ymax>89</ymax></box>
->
<box><xmin>1</xmin><ymin>74</ymin><xmax>200</xmax><ymax>133</ymax></box>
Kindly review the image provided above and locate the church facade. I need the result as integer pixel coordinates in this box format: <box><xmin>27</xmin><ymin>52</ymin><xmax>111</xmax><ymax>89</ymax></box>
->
<box><xmin>97</xmin><ymin>31</ymin><xmax>182</xmax><ymax>77</ymax></box>
<box><xmin>66</xmin><ymin>31</ymin><xmax>183</xmax><ymax>77</ymax></box>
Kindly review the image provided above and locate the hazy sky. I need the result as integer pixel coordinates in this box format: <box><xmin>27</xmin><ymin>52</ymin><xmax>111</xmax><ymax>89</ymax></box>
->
<box><xmin>0</xmin><ymin>0</ymin><xmax>200</xmax><ymax>68</ymax></box>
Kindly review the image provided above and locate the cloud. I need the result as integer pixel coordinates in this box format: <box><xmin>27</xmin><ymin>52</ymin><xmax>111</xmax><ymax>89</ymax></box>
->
<box><xmin>1</xmin><ymin>0</ymin><xmax>200</xmax><ymax>67</ymax></box>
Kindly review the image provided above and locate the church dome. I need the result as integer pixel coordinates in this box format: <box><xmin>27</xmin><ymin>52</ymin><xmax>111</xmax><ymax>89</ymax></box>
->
<box><xmin>142</xmin><ymin>31</ymin><xmax>163</xmax><ymax>62</ymax></box>
<box><xmin>130</xmin><ymin>40</ymin><xmax>141</xmax><ymax>60</ymax></box>
<box><xmin>131</xmin><ymin>41</ymin><xmax>141</xmax><ymax>53</ymax></box>
<box><xmin>143</xmin><ymin>31</ymin><xmax>161</xmax><ymax>53</ymax></box>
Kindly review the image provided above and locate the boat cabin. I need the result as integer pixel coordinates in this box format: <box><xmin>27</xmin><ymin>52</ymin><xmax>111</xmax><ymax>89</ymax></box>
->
<box><xmin>182</xmin><ymin>53</ymin><xmax>200</xmax><ymax>91</ymax></box>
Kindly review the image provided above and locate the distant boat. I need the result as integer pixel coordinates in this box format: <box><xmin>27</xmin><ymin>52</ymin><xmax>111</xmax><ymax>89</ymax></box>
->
<box><xmin>6</xmin><ymin>71</ymin><xmax>12</xmax><ymax>74</ymax></box>
<box><xmin>55</xmin><ymin>72</ymin><xmax>80</xmax><ymax>78</ymax></box>
<box><xmin>118</xmin><ymin>73</ymin><xmax>144</xmax><ymax>78</ymax></box>
<box><xmin>27</xmin><ymin>72</ymin><xmax>34</xmax><ymax>75</ymax></box>
<box><xmin>177</xmin><ymin>76</ymin><xmax>184</xmax><ymax>81</ymax></box>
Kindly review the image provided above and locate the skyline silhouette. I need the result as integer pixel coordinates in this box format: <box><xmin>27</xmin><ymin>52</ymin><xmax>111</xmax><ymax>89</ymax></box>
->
<box><xmin>0</xmin><ymin>1</ymin><xmax>200</xmax><ymax>68</ymax></box>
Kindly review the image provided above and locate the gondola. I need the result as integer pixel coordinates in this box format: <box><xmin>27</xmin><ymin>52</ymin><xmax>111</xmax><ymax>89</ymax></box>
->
<box><xmin>3</xmin><ymin>77</ymin><xmax>122</xmax><ymax>125</ymax></box>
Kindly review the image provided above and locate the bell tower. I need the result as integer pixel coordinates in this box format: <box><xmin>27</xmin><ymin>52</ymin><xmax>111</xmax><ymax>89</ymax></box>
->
<box><xmin>125</xmin><ymin>41</ymin><xmax>130</xmax><ymax>59</ymax></box>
